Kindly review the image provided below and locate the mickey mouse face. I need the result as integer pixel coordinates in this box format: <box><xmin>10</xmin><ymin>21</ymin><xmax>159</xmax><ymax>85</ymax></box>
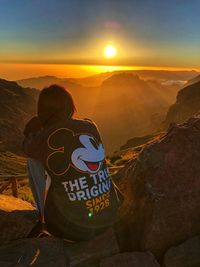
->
<box><xmin>71</xmin><ymin>135</ymin><xmax>105</xmax><ymax>174</ymax></box>
<box><xmin>47</xmin><ymin>128</ymin><xmax>105</xmax><ymax>176</ymax></box>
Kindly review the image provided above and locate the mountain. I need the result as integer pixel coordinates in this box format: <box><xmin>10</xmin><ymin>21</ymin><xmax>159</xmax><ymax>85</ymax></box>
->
<box><xmin>77</xmin><ymin>69</ymin><xmax>198</xmax><ymax>87</ymax></box>
<box><xmin>0</xmin><ymin>79</ymin><xmax>37</xmax><ymax>153</ymax></box>
<box><xmin>186</xmin><ymin>74</ymin><xmax>200</xmax><ymax>86</ymax></box>
<box><xmin>145</xmin><ymin>80</ymin><xmax>180</xmax><ymax>103</ymax></box>
<box><xmin>4</xmin><ymin>73</ymin><xmax>182</xmax><ymax>153</ymax></box>
<box><xmin>74</xmin><ymin>70</ymin><xmax>199</xmax><ymax>87</ymax></box>
<box><xmin>164</xmin><ymin>81</ymin><xmax>200</xmax><ymax>128</ymax></box>
<box><xmin>17</xmin><ymin>70</ymin><xmax>199</xmax><ymax>88</ymax></box>
<box><xmin>90</xmin><ymin>73</ymin><xmax>177</xmax><ymax>152</ymax></box>
<box><xmin>19</xmin><ymin>73</ymin><xmax>181</xmax><ymax>153</ymax></box>
<box><xmin>131</xmin><ymin>69</ymin><xmax>198</xmax><ymax>82</ymax></box>
<box><xmin>17</xmin><ymin>75</ymin><xmax>82</xmax><ymax>90</ymax></box>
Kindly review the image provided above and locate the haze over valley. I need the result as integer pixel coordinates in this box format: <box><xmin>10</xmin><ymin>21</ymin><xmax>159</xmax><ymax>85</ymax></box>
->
<box><xmin>1</xmin><ymin>69</ymin><xmax>199</xmax><ymax>154</ymax></box>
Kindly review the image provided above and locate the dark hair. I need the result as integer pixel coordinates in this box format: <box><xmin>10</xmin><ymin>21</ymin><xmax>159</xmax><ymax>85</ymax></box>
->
<box><xmin>37</xmin><ymin>84</ymin><xmax>76</xmax><ymax>125</ymax></box>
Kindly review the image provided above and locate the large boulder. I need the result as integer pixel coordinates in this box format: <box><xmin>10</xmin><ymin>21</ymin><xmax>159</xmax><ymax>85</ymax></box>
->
<box><xmin>164</xmin><ymin>235</ymin><xmax>200</xmax><ymax>267</ymax></box>
<box><xmin>0</xmin><ymin>194</ymin><xmax>38</xmax><ymax>243</ymax></box>
<box><xmin>0</xmin><ymin>194</ymin><xmax>35</xmax><ymax>211</ymax></box>
<box><xmin>119</xmin><ymin>115</ymin><xmax>200</xmax><ymax>258</ymax></box>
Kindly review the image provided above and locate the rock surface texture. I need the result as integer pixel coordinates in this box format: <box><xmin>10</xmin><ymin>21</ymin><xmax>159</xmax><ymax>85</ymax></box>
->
<box><xmin>0</xmin><ymin>238</ymin><xmax>69</xmax><ymax>267</ymax></box>
<box><xmin>0</xmin><ymin>195</ymin><xmax>118</xmax><ymax>266</ymax></box>
<box><xmin>100</xmin><ymin>252</ymin><xmax>160</xmax><ymax>267</ymax></box>
<box><xmin>125</xmin><ymin>115</ymin><xmax>200</xmax><ymax>257</ymax></box>
<box><xmin>164</xmin><ymin>80</ymin><xmax>200</xmax><ymax>128</ymax></box>
<box><xmin>164</xmin><ymin>235</ymin><xmax>200</xmax><ymax>267</ymax></box>
<box><xmin>0</xmin><ymin>194</ymin><xmax>38</xmax><ymax>244</ymax></box>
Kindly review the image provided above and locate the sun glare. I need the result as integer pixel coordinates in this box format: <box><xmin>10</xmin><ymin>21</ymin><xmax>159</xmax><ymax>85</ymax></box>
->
<box><xmin>104</xmin><ymin>44</ymin><xmax>117</xmax><ymax>58</ymax></box>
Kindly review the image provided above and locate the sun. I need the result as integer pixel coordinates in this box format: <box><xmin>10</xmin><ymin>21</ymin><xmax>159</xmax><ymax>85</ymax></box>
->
<box><xmin>103</xmin><ymin>44</ymin><xmax>117</xmax><ymax>58</ymax></box>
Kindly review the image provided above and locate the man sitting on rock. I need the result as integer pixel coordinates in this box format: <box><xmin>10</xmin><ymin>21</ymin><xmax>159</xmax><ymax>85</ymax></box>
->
<box><xmin>23</xmin><ymin>85</ymin><xmax>130</xmax><ymax>248</ymax></box>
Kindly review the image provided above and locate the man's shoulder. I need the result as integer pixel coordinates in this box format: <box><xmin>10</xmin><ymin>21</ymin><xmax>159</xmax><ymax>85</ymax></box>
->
<box><xmin>67</xmin><ymin>118</ymin><xmax>101</xmax><ymax>140</ymax></box>
<box><xmin>46</xmin><ymin>118</ymin><xmax>100</xmax><ymax>139</ymax></box>
<box><xmin>69</xmin><ymin>118</ymin><xmax>97</xmax><ymax>130</ymax></box>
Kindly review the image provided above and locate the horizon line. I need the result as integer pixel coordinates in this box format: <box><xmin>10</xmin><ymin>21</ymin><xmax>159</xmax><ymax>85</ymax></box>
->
<box><xmin>0</xmin><ymin>62</ymin><xmax>200</xmax><ymax>72</ymax></box>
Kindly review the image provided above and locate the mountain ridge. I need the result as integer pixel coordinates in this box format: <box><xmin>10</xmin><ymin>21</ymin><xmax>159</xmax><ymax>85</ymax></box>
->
<box><xmin>0</xmin><ymin>73</ymin><xmax>184</xmax><ymax>153</ymax></box>
<box><xmin>164</xmin><ymin>80</ymin><xmax>200</xmax><ymax>128</ymax></box>
<box><xmin>0</xmin><ymin>79</ymin><xmax>37</xmax><ymax>153</ymax></box>
<box><xmin>17</xmin><ymin>69</ymin><xmax>199</xmax><ymax>88</ymax></box>
<box><xmin>16</xmin><ymin>73</ymin><xmax>181</xmax><ymax>152</ymax></box>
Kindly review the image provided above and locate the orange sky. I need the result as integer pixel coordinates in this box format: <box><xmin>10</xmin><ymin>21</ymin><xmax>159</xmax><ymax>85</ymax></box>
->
<box><xmin>1</xmin><ymin>63</ymin><xmax>199</xmax><ymax>81</ymax></box>
<box><xmin>1</xmin><ymin>1</ymin><xmax>200</xmax><ymax>80</ymax></box>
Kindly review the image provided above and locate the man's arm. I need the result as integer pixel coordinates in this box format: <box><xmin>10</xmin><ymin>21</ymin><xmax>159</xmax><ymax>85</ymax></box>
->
<box><xmin>23</xmin><ymin>116</ymin><xmax>42</xmax><ymax>137</ymax></box>
<box><xmin>23</xmin><ymin>117</ymin><xmax>44</xmax><ymax>162</ymax></box>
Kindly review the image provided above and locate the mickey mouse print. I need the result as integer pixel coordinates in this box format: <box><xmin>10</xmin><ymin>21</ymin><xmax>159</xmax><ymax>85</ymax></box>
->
<box><xmin>47</xmin><ymin>128</ymin><xmax>105</xmax><ymax>176</ymax></box>
<box><xmin>46</xmin><ymin>127</ymin><xmax>112</xmax><ymax>216</ymax></box>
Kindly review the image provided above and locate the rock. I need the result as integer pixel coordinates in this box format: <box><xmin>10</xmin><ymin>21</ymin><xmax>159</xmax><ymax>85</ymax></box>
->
<box><xmin>0</xmin><ymin>194</ymin><xmax>35</xmax><ymax>211</ymax></box>
<box><xmin>0</xmin><ymin>194</ymin><xmax>38</xmax><ymax>243</ymax></box>
<box><xmin>0</xmin><ymin>237</ymin><xmax>69</xmax><ymax>267</ymax></box>
<box><xmin>120</xmin><ymin>133</ymin><xmax>160</xmax><ymax>151</ymax></box>
<box><xmin>0</xmin><ymin>228</ymin><xmax>118</xmax><ymax>267</ymax></box>
<box><xmin>164</xmin><ymin>235</ymin><xmax>200</xmax><ymax>267</ymax></box>
<box><xmin>100</xmin><ymin>252</ymin><xmax>160</xmax><ymax>267</ymax></box>
<box><xmin>164</xmin><ymin>81</ymin><xmax>200</xmax><ymax>128</ymax></box>
<box><xmin>121</xmin><ymin>115</ymin><xmax>200</xmax><ymax>257</ymax></box>
<box><xmin>67</xmin><ymin>228</ymin><xmax>119</xmax><ymax>267</ymax></box>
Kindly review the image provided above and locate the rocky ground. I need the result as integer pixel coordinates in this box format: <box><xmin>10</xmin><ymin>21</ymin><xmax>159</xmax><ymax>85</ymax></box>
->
<box><xmin>1</xmin><ymin>115</ymin><xmax>200</xmax><ymax>266</ymax></box>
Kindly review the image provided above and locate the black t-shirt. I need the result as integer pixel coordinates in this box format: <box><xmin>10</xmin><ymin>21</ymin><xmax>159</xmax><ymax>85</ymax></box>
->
<box><xmin>23</xmin><ymin>117</ymin><xmax>123</xmax><ymax>240</ymax></box>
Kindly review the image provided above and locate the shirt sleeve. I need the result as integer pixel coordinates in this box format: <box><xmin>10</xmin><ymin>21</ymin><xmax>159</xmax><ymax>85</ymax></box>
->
<box><xmin>91</xmin><ymin>121</ymin><xmax>102</xmax><ymax>142</ymax></box>
<box><xmin>24</xmin><ymin>116</ymin><xmax>42</xmax><ymax>137</ymax></box>
<box><xmin>23</xmin><ymin>130</ymin><xmax>45</xmax><ymax>165</ymax></box>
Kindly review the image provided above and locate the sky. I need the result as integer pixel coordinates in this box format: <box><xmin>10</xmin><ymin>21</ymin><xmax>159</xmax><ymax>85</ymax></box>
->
<box><xmin>0</xmin><ymin>0</ymin><xmax>200</xmax><ymax>79</ymax></box>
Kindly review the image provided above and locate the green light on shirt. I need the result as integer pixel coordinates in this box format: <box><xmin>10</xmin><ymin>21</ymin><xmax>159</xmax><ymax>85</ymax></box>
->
<box><xmin>88</xmin><ymin>212</ymin><xmax>93</xmax><ymax>218</ymax></box>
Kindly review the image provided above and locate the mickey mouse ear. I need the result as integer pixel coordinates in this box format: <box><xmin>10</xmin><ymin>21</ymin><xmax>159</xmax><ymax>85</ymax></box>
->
<box><xmin>47</xmin><ymin>128</ymin><xmax>75</xmax><ymax>176</ymax></box>
<box><xmin>48</xmin><ymin>128</ymin><xmax>75</xmax><ymax>150</ymax></box>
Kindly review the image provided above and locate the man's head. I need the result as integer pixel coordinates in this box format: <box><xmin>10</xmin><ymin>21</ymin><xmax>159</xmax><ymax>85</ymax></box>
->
<box><xmin>38</xmin><ymin>84</ymin><xmax>76</xmax><ymax>126</ymax></box>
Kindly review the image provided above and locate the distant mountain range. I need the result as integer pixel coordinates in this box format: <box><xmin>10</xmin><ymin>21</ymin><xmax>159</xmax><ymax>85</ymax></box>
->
<box><xmin>17</xmin><ymin>70</ymin><xmax>199</xmax><ymax>88</ymax></box>
<box><xmin>2</xmin><ymin>70</ymin><xmax>200</xmax><ymax>154</ymax></box>
<box><xmin>75</xmin><ymin>69</ymin><xmax>198</xmax><ymax>87</ymax></box>
<box><xmin>17</xmin><ymin>75</ymin><xmax>82</xmax><ymax>90</ymax></box>
<box><xmin>17</xmin><ymin>72</ymin><xmax>182</xmax><ymax>152</ymax></box>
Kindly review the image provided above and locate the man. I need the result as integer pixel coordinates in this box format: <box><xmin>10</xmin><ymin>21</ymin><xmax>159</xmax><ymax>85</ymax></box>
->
<box><xmin>23</xmin><ymin>84</ymin><xmax>123</xmax><ymax>241</ymax></box>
